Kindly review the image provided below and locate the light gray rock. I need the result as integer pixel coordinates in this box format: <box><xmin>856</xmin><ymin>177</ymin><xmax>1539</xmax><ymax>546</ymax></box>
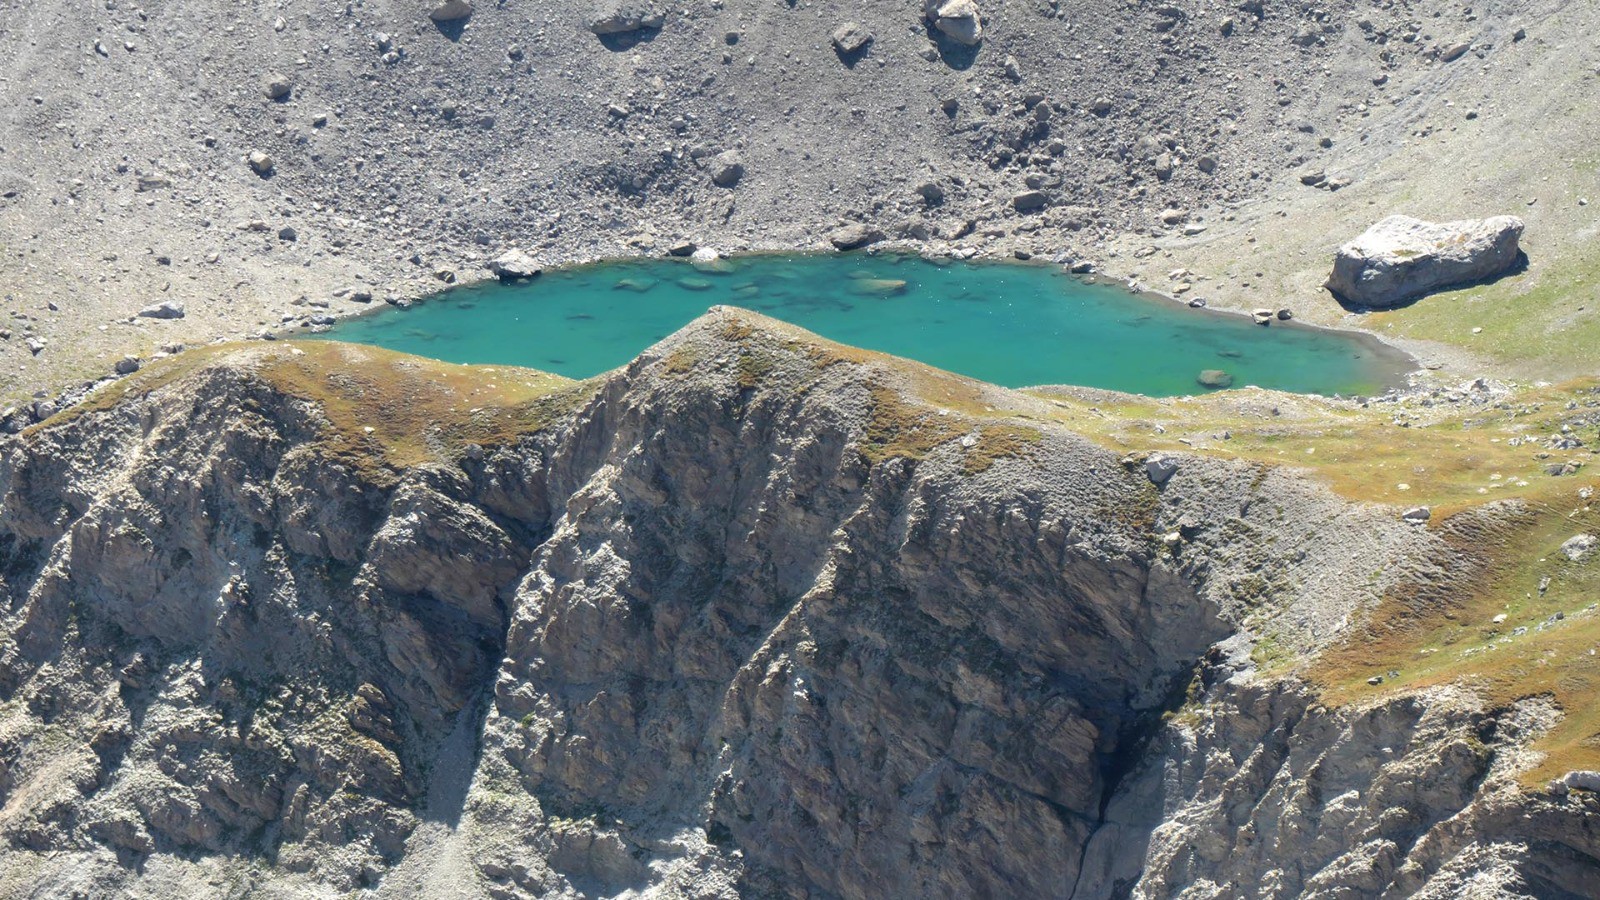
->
<box><xmin>1012</xmin><ymin>190</ymin><xmax>1049</xmax><ymax>212</ymax></box>
<box><xmin>428</xmin><ymin>0</ymin><xmax>473</xmax><ymax>22</ymax></box>
<box><xmin>587</xmin><ymin>1</ymin><xmax>664</xmax><ymax>35</ymax></box>
<box><xmin>1145</xmin><ymin>455</ymin><xmax>1179</xmax><ymax>485</ymax></box>
<box><xmin>1325</xmin><ymin>215</ymin><xmax>1525</xmax><ymax>308</ymax></box>
<box><xmin>1561</xmin><ymin>770</ymin><xmax>1600</xmax><ymax>792</ymax></box>
<box><xmin>831</xmin><ymin>22</ymin><xmax>873</xmax><ymax>55</ymax></box>
<box><xmin>927</xmin><ymin>0</ymin><xmax>983</xmax><ymax>46</ymax></box>
<box><xmin>1561</xmin><ymin>534</ymin><xmax>1597</xmax><ymax>562</ymax></box>
<box><xmin>486</xmin><ymin>249</ymin><xmax>541</xmax><ymax>280</ymax></box>
<box><xmin>710</xmin><ymin>150</ymin><xmax>744</xmax><ymax>187</ymax></box>
<box><xmin>263</xmin><ymin>73</ymin><xmax>292</xmax><ymax>101</ymax></box>
<box><xmin>828</xmin><ymin>222</ymin><xmax>883</xmax><ymax>250</ymax></box>
<box><xmin>1196</xmin><ymin>369</ymin><xmax>1233</xmax><ymax>389</ymax></box>
<box><xmin>138</xmin><ymin>300</ymin><xmax>185</xmax><ymax>319</ymax></box>
<box><xmin>247</xmin><ymin>150</ymin><xmax>274</xmax><ymax>174</ymax></box>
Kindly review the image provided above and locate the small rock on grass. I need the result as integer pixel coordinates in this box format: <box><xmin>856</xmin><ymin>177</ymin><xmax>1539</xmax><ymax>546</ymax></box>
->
<box><xmin>1561</xmin><ymin>534</ymin><xmax>1597</xmax><ymax>562</ymax></box>
<box><xmin>1401</xmin><ymin>506</ymin><xmax>1432</xmax><ymax>523</ymax></box>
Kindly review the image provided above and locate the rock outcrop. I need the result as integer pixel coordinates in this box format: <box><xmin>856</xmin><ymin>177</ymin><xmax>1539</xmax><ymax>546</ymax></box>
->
<box><xmin>586</xmin><ymin>2</ymin><xmax>664</xmax><ymax>36</ymax></box>
<box><xmin>0</xmin><ymin>312</ymin><xmax>1591</xmax><ymax>897</ymax></box>
<box><xmin>1325</xmin><ymin>215</ymin><xmax>1525</xmax><ymax>308</ymax></box>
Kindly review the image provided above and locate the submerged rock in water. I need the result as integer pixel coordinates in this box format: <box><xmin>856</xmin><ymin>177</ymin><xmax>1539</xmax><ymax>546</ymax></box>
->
<box><xmin>850</xmin><ymin>278</ymin><xmax>908</xmax><ymax>297</ymax></box>
<box><xmin>1326</xmin><ymin>215</ymin><xmax>1524</xmax><ymax>308</ymax></box>
<box><xmin>614</xmin><ymin>277</ymin><xmax>658</xmax><ymax>293</ymax></box>
<box><xmin>677</xmin><ymin>277</ymin><xmax>714</xmax><ymax>291</ymax></box>
<box><xmin>1196</xmin><ymin>369</ymin><xmax>1234</xmax><ymax>389</ymax></box>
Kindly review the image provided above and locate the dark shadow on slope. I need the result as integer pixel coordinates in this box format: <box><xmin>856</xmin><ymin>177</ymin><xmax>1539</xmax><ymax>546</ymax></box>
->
<box><xmin>431</xmin><ymin>17</ymin><xmax>469</xmax><ymax>43</ymax></box>
<box><xmin>923</xmin><ymin>24</ymin><xmax>981</xmax><ymax>70</ymax></box>
<box><xmin>598</xmin><ymin>28</ymin><xmax>660</xmax><ymax>52</ymax></box>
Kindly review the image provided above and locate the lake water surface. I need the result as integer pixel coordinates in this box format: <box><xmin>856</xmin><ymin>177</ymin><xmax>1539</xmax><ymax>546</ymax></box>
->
<box><xmin>316</xmin><ymin>253</ymin><xmax>1412</xmax><ymax>397</ymax></box>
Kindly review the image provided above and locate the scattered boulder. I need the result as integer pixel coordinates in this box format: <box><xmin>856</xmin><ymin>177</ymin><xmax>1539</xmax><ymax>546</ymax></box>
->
<box><xmin>247</xmin><ymin>150</ymin><xmax>275</xmax><ymax>175</ymax></box>
<box><xmin>428</xmin><ymin>0</ymin><xmax>473</xmax><ymax>22</ymax></box>
<box><xmin>688</xmin><ymin>247</ymin><xmax>731</xmax><ymax>272</ymax></box>
<box><xmin>1196</xmin><ymin>369</ymin><xmax>1233</xmax><ymax>389</ymax></box>
<box><xmin>831</xmin><ymin>22</ymin><xmax>873</xmax><ymax>55</ymax></box>
<box><xmin>114</xmin><ymin>355</ymin><xmax>141</xmax><ymax>375</ymax></box>
<box><xmin>667</xmin><ymin>240</ymin><xmax>698</xmax><ymax>257</ymax></box>
<box><xmin>587</xmin><ymin>1</ymin><xmax>664</xmax><ymax>35</ymax></box>
<box><xmin>1561</xmin><ymin>534</ymin><xmax>1597</xmax><ymax>562</ymax></box>
<box><xmin>1439</xmin><ymin>40</ymin><xmax>1471</xmax><ymax>62</ymax></box>
<box><xmin>828</xmin><ymin>223</ymin><xmax>884</xmax><ymax>251</ymax></box>
<box><xmin>263</xmin><ymin>73</ymin><xmax>292</xmax><ymax>101</ymax></box>
<box><xmin>710</xmin><ymin>150</ymin><xmax>745</xmax><ymax>188</ymax></box>
<box><xmin>1276</xmin><ymin>308</ymin><xmax>1294</xmax><ymax>321</ymax></box>
<box><xmin>1401</xmin><ymin>506</ymin><xmax>1432</xmax><ymax>524</ymax></box>
<box><xmin>1325</xmin><ymin>215</ymin><xmax>1525</xmax><ymax>308</ymax></box>
<box><xmin>138</xmin><ymin>301</ymin><xmax>186</xmax><ymax>319</ymax></box>
<box><xmin>926</xmin><ymin>0</ymin><xmax>983</xmax><ymax>46</ymax></box>
<box><xmin>1560</xmin><ymin>771</ymin><xmax>1600</xmax><ymax>792</ymax></box>
<box><xmin>487</xmin><ymin>249</ymin><xmax>541</xmax><ymax>281</ymax></box>
<box><xmin>1145</xmin><ymin>455</ymin><xmax>1179</xmax><ymax>486</ymax></box>
<box><xmin>1252</xmin><ymin>308</ymin><xmax>1274</xmax><ymax>325</ymax></box>
<box><xmin>1012</xmin><ymin>190</ymin><xmax>1049</xmax><ymax>212</ymax></box>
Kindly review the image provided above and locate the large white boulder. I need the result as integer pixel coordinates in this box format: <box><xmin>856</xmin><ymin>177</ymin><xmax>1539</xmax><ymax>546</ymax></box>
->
<box><xmin>1325</xmin><ymin>215</ymin><xmax>1524</xmax><ymax>308</ymax></box>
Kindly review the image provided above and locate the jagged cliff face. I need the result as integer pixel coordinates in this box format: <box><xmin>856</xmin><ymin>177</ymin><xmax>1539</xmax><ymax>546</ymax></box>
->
<box><xmin>0</xmin><ymin>313</ymin><xmax>1591</xmax><ymax>898</ymax></box>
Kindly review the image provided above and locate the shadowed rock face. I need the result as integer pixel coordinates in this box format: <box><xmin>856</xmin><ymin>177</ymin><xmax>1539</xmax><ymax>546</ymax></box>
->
<box><xmin>0</xmin><ymin>313</ymin><xmax>1590</xmax><ymax>898</ymax></box>
<box><xmin>1325</xmin><ymin>215</ymin><xmax>1525</xmax><ymax>308</ymax></box>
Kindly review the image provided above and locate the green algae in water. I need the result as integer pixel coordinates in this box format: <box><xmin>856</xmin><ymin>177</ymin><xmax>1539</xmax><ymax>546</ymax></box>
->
<box><xmin>316</xmin><ymin>254</ymin><xmax>1412</xmax><ymax>396</ymax></box>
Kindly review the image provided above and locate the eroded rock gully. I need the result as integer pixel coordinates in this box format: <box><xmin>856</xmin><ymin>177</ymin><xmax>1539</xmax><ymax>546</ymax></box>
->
<box><xmin>0</xmin><ymin>313</ymin><xmax>1591</xmax><ymax>898</ymax></box>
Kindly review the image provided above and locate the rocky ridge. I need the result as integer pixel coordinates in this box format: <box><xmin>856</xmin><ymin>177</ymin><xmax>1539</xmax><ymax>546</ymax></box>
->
<box><xmin>0</xmin><ymin>310</ymin><xmax>1592</xmax><ymax>898</ymax></box>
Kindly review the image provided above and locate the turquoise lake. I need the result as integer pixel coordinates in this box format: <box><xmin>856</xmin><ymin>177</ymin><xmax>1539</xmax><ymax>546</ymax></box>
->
<box><xmin>316</xmin><ymin>253</ymin><xmax>1412</xmax><ymax>397</ymax></box>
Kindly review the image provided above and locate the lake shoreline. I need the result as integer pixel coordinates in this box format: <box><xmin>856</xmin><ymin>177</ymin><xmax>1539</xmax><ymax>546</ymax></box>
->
<box><xmin>306</xmin><ymin>249</ymin><xmax>1417</xmax><ymax>399</ymax></box>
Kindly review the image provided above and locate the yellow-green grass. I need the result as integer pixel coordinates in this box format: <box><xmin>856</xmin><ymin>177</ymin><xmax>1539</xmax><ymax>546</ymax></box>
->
<box><xmin>1363</xmin><ymin>238</ymin><xmax>1600</xmax><ymax>380</ymax></box>
<box><xmin>32</xmin><ymin>341</ymin><xmax>595</xmax><ymax>483</ymax></box>
<box><xmin>1005</xmin><ymin>379</ymin><xmax>1600</xmax><ymax>785</ymax></box>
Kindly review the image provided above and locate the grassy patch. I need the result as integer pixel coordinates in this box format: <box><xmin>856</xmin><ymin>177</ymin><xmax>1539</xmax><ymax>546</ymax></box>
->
<box><xmin>33</xmin><ymin>341</ymin><xmax>595</xmax><ymax>484</ymax></box>
<box><xmin>1310</xmin><ymin>493</ymin><xmax>1600</xmax><ymax>787</ymax></box>
<box><xmin>1365</xmin><ymin>240</ymin><xmax>1600</xmax><ymax>379</ymax></box>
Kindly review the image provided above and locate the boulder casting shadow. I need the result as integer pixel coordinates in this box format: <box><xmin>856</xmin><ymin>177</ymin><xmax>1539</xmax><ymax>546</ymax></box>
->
<box><xmin>1329</xmin><ymin>250</ymin><xmax>1529</xmax><ymax>312</ymax></box>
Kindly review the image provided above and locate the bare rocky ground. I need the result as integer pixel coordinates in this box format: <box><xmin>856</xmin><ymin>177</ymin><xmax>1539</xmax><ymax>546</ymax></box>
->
<box><xmin>1</xmin><ymin>0</ymin><xmax>1595</xmax><ymax>411</ymax></box>
<box><xmin>0</xmin><ymin>310</ymin><xmax>1594</xmax><ymax>898</ymax></box>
